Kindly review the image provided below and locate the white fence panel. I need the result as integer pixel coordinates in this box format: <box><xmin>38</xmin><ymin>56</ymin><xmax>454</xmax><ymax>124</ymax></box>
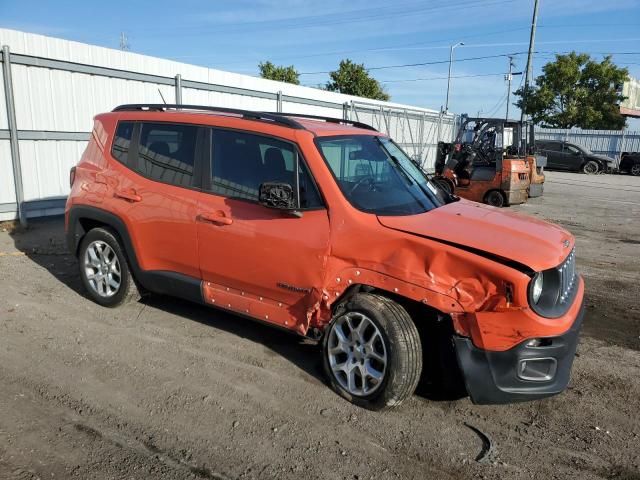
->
<box><xmin>19</xmin><ymin>140</ymin><xmax>85</xmax><ymax>202</ymax></box>
<box><xmin>0</xmin><ymin>140</ymin><xmax>16</xmax><ymax>204</ymax></box>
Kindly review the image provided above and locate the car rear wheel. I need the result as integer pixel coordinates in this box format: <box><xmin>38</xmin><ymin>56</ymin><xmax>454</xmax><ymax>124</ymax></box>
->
<box><xmin>322</xmin><ymin>293</ymin><xmax>422</xmax><ymax>410</ymax></box>
<box><xmin>484</xmin><ymin>190</ymin><xmax>505</xmax><ymax>207</ymax></box>
<box><xmin>582</xmin><ymin>160</ymin><xmax>599</xmax><ymax>175</ymax></box>
<box><xmin>78</xmin><ymin>227</ymin><xmax>140</xmax><ymax>307</ymax></box>
<box><xmin>631</xmin><ymin>164</ymin><xmax>640</xmax><ymax>176</ymax></box>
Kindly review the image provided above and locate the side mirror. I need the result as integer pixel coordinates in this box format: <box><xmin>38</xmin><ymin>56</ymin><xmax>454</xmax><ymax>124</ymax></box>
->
<box><xmin>259</xmin><ymin>182</ymin><xmax>297</xmax><ymax>210</ymax></box>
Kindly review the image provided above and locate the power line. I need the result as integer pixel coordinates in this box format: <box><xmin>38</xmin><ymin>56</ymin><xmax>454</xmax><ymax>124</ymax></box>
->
<box><xmin>379</xmin><ymin>72</ymin><xmax>519</xmax><ymax>83</ymax></box>
<box><xmin>299</xmin><ymin>52</ymin><xmax>530</xmax><ymax>75</ymax></box>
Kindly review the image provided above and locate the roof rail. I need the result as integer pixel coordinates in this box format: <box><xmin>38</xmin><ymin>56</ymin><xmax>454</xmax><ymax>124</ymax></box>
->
<box><xmin>112</xmin><ymin>104</ymin><xmax>305</xmax><ymax>130</ymax></box>
<box><xmin>262</xmin><ymin>112</ymin><xmax>377</xmax><ymax>132</ymax></box>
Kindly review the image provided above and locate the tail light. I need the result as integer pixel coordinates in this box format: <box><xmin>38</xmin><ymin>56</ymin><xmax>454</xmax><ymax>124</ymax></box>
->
<box><xmin>69</xmin><ymin>166</ymin><xmax>77</xmax><ymax>188</ymax></box>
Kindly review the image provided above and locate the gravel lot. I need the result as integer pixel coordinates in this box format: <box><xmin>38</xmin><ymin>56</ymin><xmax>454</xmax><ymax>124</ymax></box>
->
<box><xmin>0</xmin><ymin>171</ymin><xmax>639</xmax><ymax>480</ymax></box>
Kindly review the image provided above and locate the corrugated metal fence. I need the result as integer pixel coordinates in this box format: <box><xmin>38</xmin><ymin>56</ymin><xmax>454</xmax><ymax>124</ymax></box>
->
<box><xmin>0</xmin><ymin>28</ymin><xmax>457</xmax><ymax>223</ymax></box>
<box><xmin>535</xmin><ymin>128</ymin><xmax>640</xmax><ymax>164</ymax></box>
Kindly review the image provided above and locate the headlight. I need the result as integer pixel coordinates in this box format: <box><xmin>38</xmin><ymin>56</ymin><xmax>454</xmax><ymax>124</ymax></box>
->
<box><xmin>532</xmin><ymin>272</ymin><xmax>544</xmax><ymax>304</ymax></box>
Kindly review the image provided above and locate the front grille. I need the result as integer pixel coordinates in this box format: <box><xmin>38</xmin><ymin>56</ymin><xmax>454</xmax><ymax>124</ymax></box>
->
<box><xmin>518</xmin><ymin>173</ymin><xmax>529</xmax><ymax>181</ymax></box>
<box><xmin>558</xmin><ymin>248</ymin><xmax>576</xmax><ymax>304</ymax></box>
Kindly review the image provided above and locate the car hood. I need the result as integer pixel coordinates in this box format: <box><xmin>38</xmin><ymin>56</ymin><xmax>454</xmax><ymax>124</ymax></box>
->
<box><xmin>588</xmin><ymin>153</ymin><xmax>614</xmax><ymax>163</ymax></box>
<box><xmin>377</xmin><ymin>200</ymin><xmax>573</xmax><ymax>272</ymax></box>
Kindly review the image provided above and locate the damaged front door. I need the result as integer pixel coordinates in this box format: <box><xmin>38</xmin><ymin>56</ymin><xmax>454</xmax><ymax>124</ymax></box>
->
<box><xmin>196</xmin><ymin>127</ymin><xmax>330</xmax><ymax>331</ymax></box>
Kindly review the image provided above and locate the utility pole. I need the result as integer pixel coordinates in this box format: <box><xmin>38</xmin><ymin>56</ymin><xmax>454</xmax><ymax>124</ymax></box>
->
<box><xmin>119</xmin><ymin>32</ymin><xmax>130</xmax><ymax>51</ymax></box>
<box><xmin>520</xmin><ymin>0</ymin><xmax>540</xmax><ymax>149</ymax></box>
<box><xmin>505</xmin><ymin>56</ymin><xmax>514</xmax><ymax>121</ymax></box>
<box><xmin>444</xmin><ymin>41</ymin><xmax>464</xmax><ymax>114</ymax></box>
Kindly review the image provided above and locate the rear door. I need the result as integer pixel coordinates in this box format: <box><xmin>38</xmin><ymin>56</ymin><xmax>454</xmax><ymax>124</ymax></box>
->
<box><xmin>195</xmin><ymin>127</ymin><xmax>330</xmax><ymax>326</ymax></box>
<box><xmin>104</xmin><ymin>120</ymin><xmax>203</xmax><ymax>279</ymax></box>
<box><xmin>539</xmin><ymin>141</ymin><xmax>563</xmax><ymax>169</ymax></box>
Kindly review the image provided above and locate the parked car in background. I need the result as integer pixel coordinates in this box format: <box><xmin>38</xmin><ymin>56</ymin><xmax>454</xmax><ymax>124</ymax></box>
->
<box><xmin>535</xmin><ymin>140</ymin><xmax>614</xmax><ymax>174</ymax></box>
<box><xmin>619</xmin><ymin>152</ymin><xmax>640</xmax><ymax>176</ymax></box>
<box><xmin>66</xmin><ymin>104</ymin><xmax>585</xmax><ymax>410</ymax></box>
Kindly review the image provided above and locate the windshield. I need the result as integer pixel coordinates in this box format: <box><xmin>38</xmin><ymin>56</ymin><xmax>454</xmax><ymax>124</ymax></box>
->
<box><xmin>316</xmin><ymin>135</ymin><xmax>447</xmax><ymax>215</ymax></box>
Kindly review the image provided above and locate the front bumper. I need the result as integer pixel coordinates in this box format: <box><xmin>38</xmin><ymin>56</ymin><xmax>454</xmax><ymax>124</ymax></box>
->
<box><xmin>454</xmin><ymin>299</ymin><xmax>584</xmax><ymax>404</ymax></box>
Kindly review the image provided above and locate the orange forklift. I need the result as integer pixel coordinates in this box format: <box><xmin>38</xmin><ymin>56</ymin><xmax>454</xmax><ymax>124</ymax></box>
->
<box><xmin>433</xmin><ymin>117</ymin><xmax>544</xmax><ymax>207</ymax></box>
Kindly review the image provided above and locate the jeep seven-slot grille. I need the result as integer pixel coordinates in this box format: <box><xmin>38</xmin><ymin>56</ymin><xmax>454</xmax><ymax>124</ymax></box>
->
<box><xmin>558</xmin><ymin>248</ymin><xmax>576</xmax><ymax>304</ymax></box>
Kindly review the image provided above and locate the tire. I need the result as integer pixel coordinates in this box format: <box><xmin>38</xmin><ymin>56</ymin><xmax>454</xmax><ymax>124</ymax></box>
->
<box><xmin>582</xmin><ymin>160</ymin><xmax>599</xmax><ymax>175</ymax></box>
<box><xmin>78</xmin><ymin>227</ymin><xmax>140</xmax><ymax>307</ymax></box>
<box><xmin>484</xmin><ymin>190</ymin><xmax>505</xmax><ymax>207</ymax></box>
<box><xmin>322</xmin><ymin>293</ymin><xmax>422</xmax><ymax>410</ymax></box>
<box><xmin>631</xmin><ymin>164</ymin><xmax>640</xmax><ymax>176</ymax></box>
<box><xmin>433</xmin><ymin>177</ymin><xmax>453</xmax><ymax>194</ymax></box>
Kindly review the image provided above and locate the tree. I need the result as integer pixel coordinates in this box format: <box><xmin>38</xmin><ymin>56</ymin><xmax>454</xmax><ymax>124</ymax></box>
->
<box><xmin>515</xmin><ymin>52</ymin><xmax>629</xmax><ymax>129</ymax></box>
<box><xmin>258</xmin><ymin>61</ymin><xmax>300</xmax><ymax>85</ymax></box>
<box><xmin>326</xmin><ymin>59</ymin><xmax>390</xmax><ymax>101</ymax></box>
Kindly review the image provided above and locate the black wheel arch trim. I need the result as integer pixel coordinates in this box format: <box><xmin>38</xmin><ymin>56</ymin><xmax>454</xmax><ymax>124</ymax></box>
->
<box><xmin>67</xmin><ymin>204</ymin><xmax>203</xmax><ymax>304</ymax></box>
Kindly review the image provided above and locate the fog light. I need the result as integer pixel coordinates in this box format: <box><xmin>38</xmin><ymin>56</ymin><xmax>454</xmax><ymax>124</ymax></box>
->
<box><xmin>518</xmin><ymin>358</ymin><xmax>557</xmax><ymax>381</ymax></box>
<box><xmin>525</xmin><ymin>338</ymin><xmax>552</xmax><ymax>347</ymax></box>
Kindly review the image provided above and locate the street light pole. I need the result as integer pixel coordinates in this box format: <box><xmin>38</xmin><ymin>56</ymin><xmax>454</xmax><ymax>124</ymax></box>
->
<box><xmin>445</xmin><ymin>41</ymin><xmax>464</xmax><ymax>114</ymax></box>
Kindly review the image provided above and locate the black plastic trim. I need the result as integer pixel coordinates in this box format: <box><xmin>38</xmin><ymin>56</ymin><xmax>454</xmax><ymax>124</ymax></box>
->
<box><xmin>113</xmin><ymin>104</ymin><xmax>305</xmax><ymax>130</ymax></box>
<box><xmin>454</xmin><ymin>299</ymin><xmax>584</xmax><ymax>404</ymax></box>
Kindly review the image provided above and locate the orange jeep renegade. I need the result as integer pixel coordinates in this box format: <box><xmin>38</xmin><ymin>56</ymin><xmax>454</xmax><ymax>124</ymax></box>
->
<box><xmin>66</xmin><ymin>104</ymin><xmax>584</xmax><ymax>410</ymax></box>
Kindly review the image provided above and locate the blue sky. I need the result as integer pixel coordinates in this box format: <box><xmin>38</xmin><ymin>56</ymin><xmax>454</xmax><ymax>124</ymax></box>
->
<box><xmin>2</xmin><ymin>0</ymin><xmax>639</xmax><ymax>125</ymax></box>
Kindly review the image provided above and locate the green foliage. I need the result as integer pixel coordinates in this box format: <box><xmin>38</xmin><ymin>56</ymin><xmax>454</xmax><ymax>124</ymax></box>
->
<box><xmin>325</xmin><ymin>59</ymin><xmax>390</xmax><ymax>101</ymax></box>
<box><xmin>515</xmin><ymin>52</ymin><xmax>629</xmax><ymax>129</ymax></box>
<box><xmin>258</xmin><ymin>61</ymin><xmax>300</xmax><ymax>85</ymax></box>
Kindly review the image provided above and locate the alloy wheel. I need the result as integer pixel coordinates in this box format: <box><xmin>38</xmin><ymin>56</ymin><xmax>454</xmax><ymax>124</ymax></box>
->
<box><xmin>83</xmin><ymin>240</ymin><xmax>122</xmax><ymax>297</ymax></box>
<box><xmin>326</xmin><ymin>312</ymin><xmax>387</xmax><ymax>397</ymax></box>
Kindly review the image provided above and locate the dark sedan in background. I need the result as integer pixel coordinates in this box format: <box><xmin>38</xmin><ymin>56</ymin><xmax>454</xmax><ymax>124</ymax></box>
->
<box><xmin>620</xmin><ymin>152</ymin><xmax>640</xmax><ymax>176</ymax></box>
<box><xmin>536</xmin><ymin>140</ymin><xmax>615</xmax><ymax>174</ymax></box>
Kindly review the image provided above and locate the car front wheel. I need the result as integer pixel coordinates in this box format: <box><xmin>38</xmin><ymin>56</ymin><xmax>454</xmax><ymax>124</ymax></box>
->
<box><xmin>582</xmin><ymin>160</ymin><xmax>599</xmax><ymax>175</ymax></box>
<box><xmin>631</xmin><ymin>164</ymin><xmax>640</xmax><ymax>176</ymax></box>
<box><xmin>322</xmin><ymin>293</ymin><xmax>422</xmax><ymax>410</ymax></box>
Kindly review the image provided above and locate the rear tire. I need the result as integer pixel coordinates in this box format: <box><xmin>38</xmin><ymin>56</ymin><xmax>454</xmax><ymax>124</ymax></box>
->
<box><xmin>78</xmin><ymin>227</ymin><xmax>140</xmax><ymax>308</ymax></box>
<box><xmin>631</xmin><ymin>164</ymin><xmax>640</xmax><ymax>176</ymax></box>
<box><xmin>322</xmin><ymin>293</ymin><xmax>422</xmax><ymax>410</ymax></box>
<box><xmin>582</xmin><ymin>160</ymin><xmax>599</xmax><ymax>175</ymax></box>
<box><xmin>484</xmin><ymin>190</ymin><xmax>505</xmax><ymax>207</ymax></box>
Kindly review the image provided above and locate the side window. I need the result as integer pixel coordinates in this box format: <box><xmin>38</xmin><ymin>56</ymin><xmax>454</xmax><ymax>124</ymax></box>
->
<box><xmin>111</xmin><ymin>121</ymin><xmax>134</xmax><ymax>164</ymax></box>
<box><xmin>210</xmin><ymin>129</ymin><xmax>323</xmax><ymax>208</ymax></box>
<box><xmin>136</xmin><ymin>122</ymin><xmax>198</xmax><ymax>187</ymax></box>
<box><xmin>544</xmin><ymin>142</ymin><xmax>562</xmax><ymax>152</ymax></box>
<box><xmin>565</xmin><ymin>144</ymin><xmax>580</xmax><ymax>154</ymax></box>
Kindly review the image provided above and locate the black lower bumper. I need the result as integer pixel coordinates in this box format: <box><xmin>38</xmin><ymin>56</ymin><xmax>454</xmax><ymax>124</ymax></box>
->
<box><xmin>454</xmin><ymin>301</ymin><xmax>585</xmax><ymax>404</ymax></box>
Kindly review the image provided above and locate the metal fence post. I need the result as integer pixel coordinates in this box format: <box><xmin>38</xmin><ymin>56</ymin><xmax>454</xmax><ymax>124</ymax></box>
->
<box><xmin>2</xmin><ymin>45</ymin><xmax>26</xmax><ymax>227</ymax></box>
<box><xmin>174</xmin><ymin>74</ymin><xmax>182</xmax><ymax>104</ymax></box>
<box><xmin>276</xmin><ymin>91</ymin><xmax>283</xmax><ymax>113</ymax></box>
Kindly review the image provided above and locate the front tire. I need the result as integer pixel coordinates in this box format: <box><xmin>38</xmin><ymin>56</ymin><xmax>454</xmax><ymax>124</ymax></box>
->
<box><xmin>582</xmin><ymin>160</ymin><xmax>599</xmax><ymax>175</ymax></box>
<box><xmin>631</xmin><ymin>164</ymin><xmax>640</xmax><ymax>176</ymax></box>
<box><xmin>78</xmin><ymin>227</ymin><xmax>139</xmax><ymax>307</ymax></box>
<box><xmin>322</xmin><ymin>293</ymin><xmax>422</xmax><ymax>410</ymax></box>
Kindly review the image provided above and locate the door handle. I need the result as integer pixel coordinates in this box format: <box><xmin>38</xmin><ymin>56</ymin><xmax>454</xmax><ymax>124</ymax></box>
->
<box><xmin>198</xmin><ymin>212</ymin><xmax>233</xmax><ymax>225</ymax></box>
<box><xmin>114</xmin><ymin>190</ymin><xmax>142</xmax><ymax>202</ymax></box>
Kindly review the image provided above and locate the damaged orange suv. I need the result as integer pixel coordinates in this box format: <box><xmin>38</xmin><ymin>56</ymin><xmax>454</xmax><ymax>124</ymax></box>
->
<box><xmin>66</xmin><ymin>104</ymin><xmax>584</xmax><ymax>410</ymax></box>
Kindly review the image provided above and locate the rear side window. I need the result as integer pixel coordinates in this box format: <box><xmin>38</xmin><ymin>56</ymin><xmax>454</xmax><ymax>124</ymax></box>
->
<box><xmin>543</xmin><ymin>142</ymin><xmax>562</xmax><ymax>152</ymax></box>
<box><xmin>136</xmin><ymin>122</ymin><xmax>198</xmax><ymax>187</ymax></box>
<box><xmin>112</xmin><ymin>121</ymin><xmax>134</xmax><ymax>163</ymax></box>
<box><xmin>209</xmin><ymin>129</ymin><xmax>323</xmax><ymax>208</ymax></box>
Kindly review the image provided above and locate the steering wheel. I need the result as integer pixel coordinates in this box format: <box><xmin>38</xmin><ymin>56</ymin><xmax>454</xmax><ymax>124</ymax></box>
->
<box><xmin>348</xmin><ymin>176</ymin><xmax>375</xmax><ymax>195</ymax></box>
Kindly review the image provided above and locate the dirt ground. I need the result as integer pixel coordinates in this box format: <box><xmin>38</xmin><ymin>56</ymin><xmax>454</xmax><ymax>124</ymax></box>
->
<box><xmin>0</xmin><ymin>171</ymin><xmax>639</xmax><ymax>480</ymax></box>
